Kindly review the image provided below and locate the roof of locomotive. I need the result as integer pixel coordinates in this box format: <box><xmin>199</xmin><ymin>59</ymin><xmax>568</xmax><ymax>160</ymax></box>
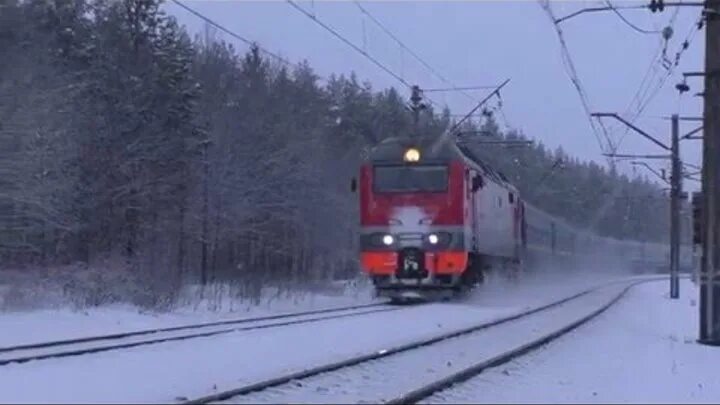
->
<box><xmin>366</xmin><ymin>136</ymin><xmax>457</xmax><ymax>161</ymax></box>
<box><xmin>366</xmin><ymin>135</ymin><xmax>517</xmax><ymax>191</ymax></box>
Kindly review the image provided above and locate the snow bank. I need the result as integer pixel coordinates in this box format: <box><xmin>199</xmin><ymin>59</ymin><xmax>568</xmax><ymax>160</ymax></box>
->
<box><xmin>0</xmin><ymin>262</ymin><xmax>636</xmax><ymax>351</ymax></box>
<box><xmin>0</xmin><ymin>261</ymin><xmax>376</xmax><ymax>314</ymax></box>
<box><xmin>172</xmin><ymin>276</ymin><xmax>375</xmax><ymax>314</ymax></box>
<box><xmin>0</xmin><ymin>281</ymin><xmax>377</xmax><ymax>348</ymax></box>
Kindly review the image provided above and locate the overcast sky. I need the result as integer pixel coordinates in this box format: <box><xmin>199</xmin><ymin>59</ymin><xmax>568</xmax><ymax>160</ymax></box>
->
<box><xmin>165</xmin><ymin>0</ymin><xmax>705</xmax><ymax>190</ymax></box>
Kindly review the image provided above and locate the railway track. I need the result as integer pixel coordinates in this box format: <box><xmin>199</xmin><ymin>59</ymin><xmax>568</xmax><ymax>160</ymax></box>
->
<box><xmin>394</xmin><ymin>280</ymin><xmax>640</xmax><ymax>404</ymax></box>
<box><xmin>0</xmin><ymin>301</ymin><xmax>402</xmax><ymax>367</ymax></box>
<box><xmin>184</xmin><ymin>275</ymin><xmax>667</xmax><ymax>404</ymax></box>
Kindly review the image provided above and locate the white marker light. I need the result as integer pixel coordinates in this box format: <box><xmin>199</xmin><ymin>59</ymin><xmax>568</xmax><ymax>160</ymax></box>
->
<box><xmin>428</xmin><ymin>234</ymin><xmax>439</xmax><ymax>245</ymax></box>
<box><xmin>382</xmin><ymin>235</ymin><xmax>394</xmax><ymax>246</ymax></box>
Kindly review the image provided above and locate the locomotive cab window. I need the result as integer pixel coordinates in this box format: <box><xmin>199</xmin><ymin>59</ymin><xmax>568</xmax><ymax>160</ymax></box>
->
<box><xmin>509</xmin><ymin>192</ymin><xmax>514</xmax><ymax>204</ymax></box>
<box><xmin>373</xmin><ymin>164</ymin><xmax>448</xmax><ymax>193</ymax></box>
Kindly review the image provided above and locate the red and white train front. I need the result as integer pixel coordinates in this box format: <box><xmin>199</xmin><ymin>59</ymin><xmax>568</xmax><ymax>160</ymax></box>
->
<box><xmin>355</xmin><ymin>138</ymin><xmax>488</xmax><ymax>300</ymax></box>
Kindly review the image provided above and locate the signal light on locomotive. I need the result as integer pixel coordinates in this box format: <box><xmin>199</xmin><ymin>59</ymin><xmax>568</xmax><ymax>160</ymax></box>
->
<box><xmin>428</xmin><ymin>234</ymin><xmax>439</xmax><ymax>245</ymax></box>
<box><xmin>382</xmin><ymin>235</ymin><xmax>394</xmax><ymax>246</ymax></box>
<box><xmin>403</xmin><ymin>148</ymin><xmax>420</xmax><ymax>162</ymax></box>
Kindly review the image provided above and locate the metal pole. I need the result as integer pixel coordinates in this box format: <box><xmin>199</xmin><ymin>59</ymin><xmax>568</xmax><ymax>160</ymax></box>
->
<box><xmin>693</xmin><ymin>191</ymin><xmax>703</xmax><ymax>285</ymax></box>
<box><xmin>410</xmin><ymin>85</ymin><xmax>422</xmax><ymax>136</ymax></box>
<box><xmin>670</xmin><ymin>114</ymin><xmax>680</xmax><ymax>299</ymax></box>
<box><xmin>699</xmin><ymin>0</ymin><xmax>720</xmax><ymax>345</ymax></box>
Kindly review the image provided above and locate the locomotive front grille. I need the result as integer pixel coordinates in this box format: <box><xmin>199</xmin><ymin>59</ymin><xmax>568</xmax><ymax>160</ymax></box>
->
<box><xmin>396</xmin><ymin>247</ymin><xmax>428</xmax><ymax>279</ymax></box>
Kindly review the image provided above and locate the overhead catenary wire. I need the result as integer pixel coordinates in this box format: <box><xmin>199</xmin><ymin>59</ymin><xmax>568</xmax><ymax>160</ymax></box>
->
<box><xmin>626</xmin><ymin>41</ymin><xmax>666</xmax><ymax>113</ymax></box>
<box><xmin>171</xmin><ymin>0</ymin><xmax>295</xmax><ymax>68</ymax></box>
<box><xmin>172</xmin><ymin>0</ymin><xmax>344</xmax><ymax>92</ymax></box>
<box><xmin>612</xmin><ymin>1</ymin><xmax>679</xmax><ymax>143</ymax></box>
<box><xmin>352</xmin><ymin>0</ymin><xmax>522</xmax><ymax>136</ymax></box>
<box><xmin>285</xmin><ymin>0</ymin><xmax>452</xmax><ymax>111</ymax></box>
<box><xmin>605</xmin><ymin>0</ymin><xmax>663</xmax><ymax>34</ymax></box>
<box><xmin>538</xmin><ymin>0</ymin><xmax>615</xmax><ymax>159</ymax></box>
<box><xmin>614</xmin><ymin>11</ymin><xmax>703</xmax><ymax>150</ymax></box>
<box><xmin>172</xmin><ymin>1</ymin><xmax>519</xmax><ymax>147</ymax></box>
<box><xmin>541</xmin><ymin>0</ymin><xmax>699</xmax><ymax>164</ymax></box>
<box><xmin>350</xmin><ymin>0</ymin><xmax>493</xmax><ymax>118</ymax></box>
<box><xmin>352</xmin><ymin>2</ymin><xmax>449</xmax><ymax>89</ymax></box>
<box><xmin>428</xmin><ymin>79</ymin><xmax>511</xmax><ymax>157</ymax></box>
<box><xmin>629</xmin><ymin>9</ymin><xmax>699</xmax><ymax>119</ymax></box>
<box><xmin>286</xmin><ymin>0</ymin><xmax>412</xmax><ymax>89</ymax></box>
<box><xmin>554</xmin><ymin>3</ymin><xmax>655</xmax><ymax>24</ymax></box>
<box><xmin>352</xmin><ymin>0</ymin><xmax>486</xmax><ymax>107</ymax></box>
<box><xmin>351</xmin><ymin>0</ymin><xmax>519</xmax><ymax>133</ymax></box>
<box><xmin>424</xmin><ymin>85</ymin><xmax>501</xmax><ymax>92</ymax></box>
<box><xmin>636</xmin><ymin>11</ymin><xmax>700</xmax><ymax>113</ymax></box>
<box><xmin>673</xmin><ymin>11</ymin><xmax>703</xmax><ymax>67</ymax></box>
<box><xmin>538</xmin><ymin>0</ymin><xmax>657</xmax><ymax>234</ymax></box>
<box><xmin>619</xmin><ymin>3</ymin><xmax>682</xmax><ymax>123</ymax></box>
<box><xmin>446</xmin><ymin>79</ymin><xmax>511</xmax><ymax>136</ymax></box>
<box><xmin>614</xmin><ymin>26</ymin><xmax>676</xmax><ymax>148</ymax></box>
<box><xmin>173</xmin><ymin>0</ymin><xmax>447</xmax><ymax>117</ymax></box>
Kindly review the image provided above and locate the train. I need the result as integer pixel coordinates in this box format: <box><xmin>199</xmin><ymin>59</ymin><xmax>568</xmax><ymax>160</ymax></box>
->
<box><xmin>352</xmin><ymin>135</ymin><xmax>675</xmax><ymax>302</ymax></box>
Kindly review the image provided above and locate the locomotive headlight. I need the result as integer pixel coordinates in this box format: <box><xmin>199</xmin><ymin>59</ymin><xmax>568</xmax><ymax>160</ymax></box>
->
<box><xmin>403</xmin><ymin>148</ymin><xmax>420</xmax><ymax>162</ymax></box>
<box><xmin>428</xmin><ymin>233</ymin><xmax>439</xmax><ymax>245</ymax></box>
<box><xmin>382</xmin><ymin>234</ymin><xmax>395</xmax><ymax>246</ymax></box>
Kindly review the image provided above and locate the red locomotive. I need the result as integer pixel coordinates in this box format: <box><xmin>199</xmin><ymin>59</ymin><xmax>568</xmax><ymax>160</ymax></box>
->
<box><xmin>352</xmin><ymin>135</ymin><xmax>677</xmax><ymax>302</ymax></box>
<box><xmin>352</xmin><ymin>136</ymin><xmax>525</xmax><ymax>301</ymax></box>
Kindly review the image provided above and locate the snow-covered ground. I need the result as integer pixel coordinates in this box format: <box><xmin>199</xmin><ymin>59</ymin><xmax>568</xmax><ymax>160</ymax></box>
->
<box><xmin>0</xmin><ymin>270</ymin><xmax>648</xmax><ymax>404</ymax></box>
<box><xmin>428</xmin><ymin>279</ymin><xmax>720</xmax><ymax>404</ymax></box>
<box><xmin>0</xmin><ymin>269</ymin><xmax>677</xmax><ymax>404</ymax></box>
<box><xmin>0</xmin><ymin>302</ymin><xmax>520</xmax><ymax>403</ymax></box>
<box><xmin>0</xmin><ymin>282</ymin><xmax>377</xmax><ymax>348</ymax></box>
<box><xmin>0</xmin><ymin>268</ymin><xmax>625</xmax><ymax>349</ymax></box>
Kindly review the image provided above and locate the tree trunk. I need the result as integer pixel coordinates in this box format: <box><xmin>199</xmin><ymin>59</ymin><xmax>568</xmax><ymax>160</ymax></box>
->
<box><xmin>200</xmin><ymin>145</ymin><xmax>209</xmax><ymax>285</ymax></box>
<box><xmin>177</xmin><ymin>200</ymin><xmax>186</xmax><ymax>280</ymax></box>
